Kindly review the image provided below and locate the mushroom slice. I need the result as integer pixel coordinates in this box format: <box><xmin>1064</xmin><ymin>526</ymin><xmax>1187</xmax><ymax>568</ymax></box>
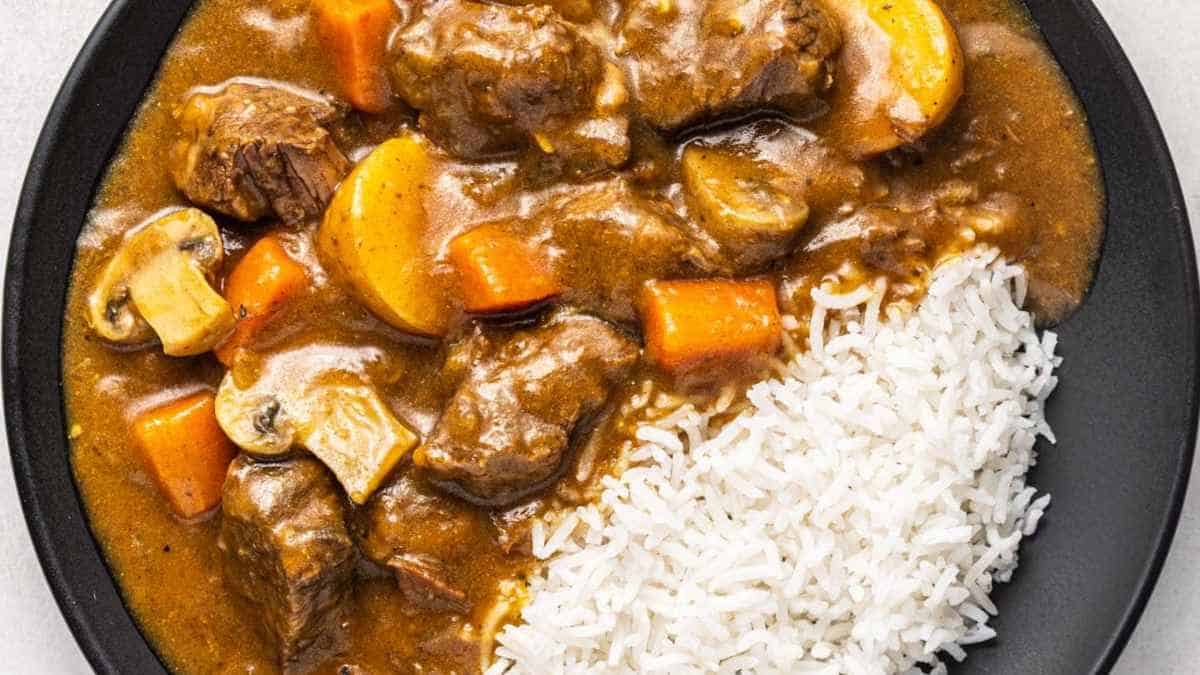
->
<box><xmin>300</xmin><ymin>382</ymin><xmax>418</xmax><ymax>503</ymax></box>
<box><xmin>216</xmin><ymin>369</ymin><xmax>418</xmax><ymax>504</ymax></box>
<box><xmin>681</xmin><ymin>144</ymin><xmax>810</xmax><ymax>273</ymax></box>
<box><xmin>215</xmin><ymin>383</ymin><xmax>295</xmax><ymax>456</ymax></box>
<box><xmin>87</xmin><ymin>208</ymin><xmax>235</xmax><ymax>357</ymax></box>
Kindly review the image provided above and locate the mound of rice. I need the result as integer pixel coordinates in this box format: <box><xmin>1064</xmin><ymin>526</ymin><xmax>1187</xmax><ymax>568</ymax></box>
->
<box><xmin>491</xmin><ymin>249</ymin><xmax>1061</xmax><ymax>675</ymax></box>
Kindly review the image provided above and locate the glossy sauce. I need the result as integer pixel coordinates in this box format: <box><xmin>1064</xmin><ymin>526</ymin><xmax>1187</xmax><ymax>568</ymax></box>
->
<box><xmin>62</xmin><ymin>0</ymin><xmax>1102</xmax><ymax>673</ymax></box>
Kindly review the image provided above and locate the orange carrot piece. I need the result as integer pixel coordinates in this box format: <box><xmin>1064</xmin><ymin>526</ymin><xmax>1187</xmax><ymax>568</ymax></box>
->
<box><xmin>449</xmin><ymin>225</ymin><xmax>562</xmax><ymax>314</ymax></box>
<box><xmin>315</xmin><ymin>0</ymin><xmax>399</xmax><ymax>113</ymax></box>
<box><xmin>132</xmin><ymin>392</ymin><xmax>237</xmax><ymax>519</ymax></box>
<box><xmin>216</xmin><ymin>236</ymin><xmax>308</xmax><ymax>366</ymax></box>
<box><xmin>639</xmin><ymin>278</ymin><xmax>782</xmax><ymax>373</ymax></box>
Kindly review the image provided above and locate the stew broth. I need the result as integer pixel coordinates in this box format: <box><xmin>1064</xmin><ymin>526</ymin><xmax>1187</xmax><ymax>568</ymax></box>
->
<box><xmin>62</xmin><ymin>0</ymin><xmax>1102</xmax><ymax>672</ymax></box>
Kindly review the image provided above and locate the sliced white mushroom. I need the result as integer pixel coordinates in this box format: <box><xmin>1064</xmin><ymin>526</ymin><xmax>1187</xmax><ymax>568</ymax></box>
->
<box><xmin>215</xmin><ymin>377</ymin><xmax>295</xmax><ymax>456</ymax></box>
<box><xmin>681</xmin><ymin>144</ymin><xmax>810</xmax><ymax>271</ymax></box>
<box><xmin>683</xmin><ymin>146</ymin><xmax>810</xmax><ymax>234</ymax></box>
<box><xmin>215</xmin><ymin>365</ymin><xmax>418</xmax><ymax>504</ymax></box>
<box><xmin>86</xmin><ymin>208</ymin><xmax>235</xmax><ymax>357</ymax></box>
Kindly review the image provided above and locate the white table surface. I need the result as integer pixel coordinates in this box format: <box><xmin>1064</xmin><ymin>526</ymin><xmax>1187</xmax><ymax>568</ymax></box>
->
<box><xmin>1</xmin><ymin>1</ymin><xmax>1197</xmax><ymax>672</ymax></box>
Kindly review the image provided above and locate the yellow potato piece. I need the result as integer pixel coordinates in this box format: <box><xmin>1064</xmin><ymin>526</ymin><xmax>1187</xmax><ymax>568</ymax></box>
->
<box><xmin>827</xmin><ymin>0</ymin><xmax>964</xmax><ymax>157</ymax></box>
<box><xmin>319</xmin><ymin>133</ymin><xmax>450</xmax><ymax>336</ymax></box>
<box><xmin>870</xmin><ymin>0</ymin><xmax>963</xmax><ymax>129</ymax></box>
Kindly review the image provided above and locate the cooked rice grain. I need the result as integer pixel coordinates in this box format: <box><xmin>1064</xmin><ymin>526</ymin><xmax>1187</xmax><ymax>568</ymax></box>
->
<box><xmin>494</xmin><ymin>249</ymin><xmax>1060</xmax><ymax>675</ymax></box>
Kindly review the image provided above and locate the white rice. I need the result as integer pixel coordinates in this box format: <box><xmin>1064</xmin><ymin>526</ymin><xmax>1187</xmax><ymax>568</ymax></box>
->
<box><xmin>492</xmin><ymin>249</ymin><xmax>1060</xmax><ymax>675</ymax></box>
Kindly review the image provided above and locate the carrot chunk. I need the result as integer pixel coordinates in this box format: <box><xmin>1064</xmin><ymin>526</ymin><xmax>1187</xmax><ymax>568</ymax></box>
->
<box><xmin>314</xmin><ymin>0</ymin><xmax>399</xmax><ymax>113</ymax></box>
<box><xmin>449</xmin><ymin>225</ymin><xmax>562</xmax><ymax>314</ymax></box>
<box><xmin>216</xmin><ymin>236</ymin><xmax>308</xmax><ymax>366</ymax></box>
<box><xmin>639</xmin><ymin>278</ymin><xmax>782</xmax><ymax>373</ymax></box>
<box><xmin>132</xmin><ymin>392</ymin><xmax>237</xmax><ymax>519</ymax></box>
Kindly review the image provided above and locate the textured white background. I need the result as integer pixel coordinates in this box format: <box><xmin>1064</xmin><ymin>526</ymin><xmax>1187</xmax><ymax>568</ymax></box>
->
<box><xmin>0</xmin><ymin>1</ymin><xmax>1196</xmax><ymax>672</ymax></box>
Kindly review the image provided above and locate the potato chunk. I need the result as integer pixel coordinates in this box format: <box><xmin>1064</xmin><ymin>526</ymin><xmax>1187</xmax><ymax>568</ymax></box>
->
<box><xmin>318</xmin><ymin>134</ymin><xmax>451</xmax><ymax>337</ymax></box>
<box><xmin>826</xmin><ymin>0</ymin><xmax>964</xmax><ymax>156</ymax></box>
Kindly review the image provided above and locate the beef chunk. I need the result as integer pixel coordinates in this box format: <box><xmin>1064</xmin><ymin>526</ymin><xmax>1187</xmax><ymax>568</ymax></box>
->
<box><xmin>170</xmin><ymin>82</ymin><xmax>352</xmax><ymax>224</ymax></box>
<box><xmin>857</xmin><ymin>207</ymin><xmax>930</xmax><ymax>277</ymax></box>
<box><xmin>508</xmin><ymin>178</ymin><xmax>707</xmax><ymax>323</ymax></box>
<box><xmin>354</xmin><ymin>471</ymin><xmax>480</xmax><ymax>613</ymax></box>
<box><xmin>392</xmin><ymin>555</ymin><xmax>470</xmax><ymax>614</ymax></box>
<box><xmin>392</xmin><ymin>0</ymin><xmax>630</xmax><ymax>169</ymax></box>
<box><xmin>418</xmin><ymin>622</ymin><xmax>484</xmax><ymax>673</ymax></box>
<box><xmin>493</xmin><ymin>0</ymin><xmax>597</xmax><ymax>23</ymax></box>
<box><xmin>218</xmin><ymin>456</ymin><xmax>355</xmax><ymax>672</ymax></box>
<box><xmin>491</xmin><ymin>500</ymin><xmax>543</xmax><ymax>555</ymax></box>
<box><xmin>618</xmin><ymin>0</ymin><xmax>841</xmax><ymax>129</ymax></box>
<box><xmin>731</xmin><ymin>121</ymin><xmax>883</xmax><ymax>222</ymax></box>
<box><xmin>417</xmin><ymin>313</ymin><xmax>639</xmax><ymax>505</ymax></box>
<box><xmin>855</xmin><ymin>190</ymin><xmax>1028</xmax><ymax>278</ymax></box>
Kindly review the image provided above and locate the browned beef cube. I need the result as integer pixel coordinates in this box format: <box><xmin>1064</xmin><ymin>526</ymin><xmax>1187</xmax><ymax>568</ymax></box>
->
<box><xmin>618</xmin><ymin>0</ymin><xmax>841</xmax><ymax>129</ymax></box>
<box><xmin>354</xmin><ymin>471</ymin><xmax>482</xmax><ymax>613</ymax></box>
<box><xmin>170</xmin><ymin>82</ymin><xmax>351</xmax><ymax>224</ymax></box>
<box><xmin>391</xmin><ymin>554</ymin><xmax>471</xmax><ymax>614</ymax></box>
<box><xmin>493</xmin><ymin>0</ymin><xmax>598</xmax><ymax>22</ymax></box>
<box><xmin>392</xmin><ymin>0</ymin><xmax>630</xmax><ymax>169</ymax></box>
<box><xmin>419</xmin><ymin>622</ymin><xmax>485</xmax><ymax>674</ymax></box>
<box><xmin>417</xmin><ymin>313</ymin><xmax>639</xmax><ymax>505</ymax></box>
<box><xmin>507</xmin><ymin>178</ymin><xmax>706</xmax><ymax>324</ymax></box>
<box><xmin>218</xmin><ymin>456</ymin><xmax>355</xmax><ymax>672</ymax></box>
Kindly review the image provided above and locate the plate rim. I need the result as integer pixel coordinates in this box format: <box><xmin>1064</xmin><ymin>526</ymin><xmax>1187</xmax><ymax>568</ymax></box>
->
<box><xmin>1047</xmin><ymin>1</ymin><xmax>1200</xmax><ymax>671</ymax></box>
<box><xmin>5</xmin><ymin>1</ymin><xmax>193</xmax><ymax>672</ymax></box>
<box><xmin>4</xmin><ymin>0</ymin><xmax>1197</xmax><ymax>673</ymax></box>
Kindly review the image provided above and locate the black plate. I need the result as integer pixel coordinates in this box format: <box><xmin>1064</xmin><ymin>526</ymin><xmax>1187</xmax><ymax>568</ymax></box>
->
<box><xmin>5</xmin><ymin>0</ymin><xmax>1197</xmax><ymax>673</ymax></box>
